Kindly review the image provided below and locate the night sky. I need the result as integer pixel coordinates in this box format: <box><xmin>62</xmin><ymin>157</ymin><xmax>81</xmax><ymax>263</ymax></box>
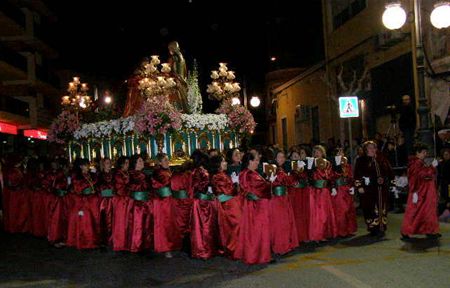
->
<box><xmin>46</xmin><ymin>0</ymin><xmax>324</xmax><ymax>110</ymax></box>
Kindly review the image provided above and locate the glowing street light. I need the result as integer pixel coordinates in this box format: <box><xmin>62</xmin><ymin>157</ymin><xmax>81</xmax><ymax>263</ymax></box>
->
<box><xmin>382</xmin><ymin>3</ymin><xmax>407</xmax><ymax>30</ymax></box>
<box><xmin>250</xmin><ymin>96</ymin><xmax>261</xmax><ymax>108</ymax></box>
<box><xmin>430</xmin><ymin>2</ymin><xmax>450</xmax><ymax>29</ymax></box>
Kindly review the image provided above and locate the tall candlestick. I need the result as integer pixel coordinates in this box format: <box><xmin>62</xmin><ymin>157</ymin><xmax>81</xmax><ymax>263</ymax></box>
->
<box><xmin>100</xmin><ymin>141</ymin><xmax>105</xmax><ymax>158</ymax></box>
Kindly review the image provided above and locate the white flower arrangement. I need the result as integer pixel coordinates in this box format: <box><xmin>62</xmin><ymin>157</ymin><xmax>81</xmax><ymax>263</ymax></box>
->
<box><xmin>74</xmin><ymin>117</ymin><xmax>137</xmax><ymax>140</ymax></box>
<box><xmin>181</xmin><ymin>113</ymin><xmax>228</xmax><ymax>131</ymax></box>
<box><xmin>73</xmin><ymin>113</ymin><xmax>229</xmax><ymax>140</ymax></box>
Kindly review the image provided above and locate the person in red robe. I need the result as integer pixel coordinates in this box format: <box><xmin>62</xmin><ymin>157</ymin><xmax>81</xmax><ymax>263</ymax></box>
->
<box><xmin>271</xmin><ymin>151</ymin><xmax>299</xmax><ymax>255</ymax></box>
<box><xmin>170</xmin><ymin>161</ymin><xmax>194</xmax><ymax>249</ymax></box>
<box><xmin>26</xmin><ymin>158</ymin><xmax>47</xmax><ymax>238</ymax></box>
<box><xmin>308</xmin><ymin>145</ymin><xmax>337</xmax><ymax>242</ymax></box>
<box><xmin>210</xmin><ymin>155</ymin><xmax>241</xmax><ymax>260</ymax></box>
<box><xmin>44</xmin><ymin>159</ymin><xmax>69</xmax><ymax>247</ymax></box>
<box><xmin>3</xmin><ymin>154</ymin><xmax>30</xmax><ymax>234</ymax></box>
<box><xmin>190</xmin><ymin>150</ymin><xmax>218</xmax><ymax>260</ymax></box>
<box><xmin>236</xmin><ymin>152</ymin><xmax>275</xmax><ymax>265</ymax></box>
<box><xmin>97</xmin><ymin>158</ymin><xmax>114</xmax><ymax>246</ymax></box>
<box><xmin>66</xmin><ymin>158</ymin><xmax>100</xmax><ymax>249</ymax></box>
<box><xmin>288</xmin><ymin>147</ymin><xmax>311</xmax><ymax>243</ymax></box>
<box><xmin>401</xmin><ymin>143</ymin><xmax>440</xmax><ymax>240</ymax></box>
<box><xmin>152</xmin><ymin>153</ymin><xmax>182</xmax><ymax>258</ymax></box>
<box><xmin>128</xmin><ymin>155</ymin><xmax>153</xmax><ymax>253</ymax></box>
<box><xmin>331</xmin><ymin>148</ymin><xmax>357</xmax><ymax>237</ymax></box>
<box><xmin>112</xmin><ymin>156</ymin><xmax>131</xmax><ymax>251</ymax></box>
<box><xmin>354</xmin><ymin>141</ymin><xmax>393</xmax><ymax>237</ymax></box>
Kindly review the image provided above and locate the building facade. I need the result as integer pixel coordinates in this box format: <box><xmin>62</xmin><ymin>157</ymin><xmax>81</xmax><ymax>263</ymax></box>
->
<box><xmin>0</xmin><ymin>0</ymin><xmax>60</xmax><ymax>155</ymax></box>
<box><xmin>268</xmin><ymin>0</ymin><xmax>450</xmax><ymax>149</ymax></box>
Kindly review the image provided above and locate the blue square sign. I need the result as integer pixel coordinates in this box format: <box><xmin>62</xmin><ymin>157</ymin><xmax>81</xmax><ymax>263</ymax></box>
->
<box><xmin>339</xmin><ymin>96</ymin><xmax>359</xmax><ymax>118</ymax></box>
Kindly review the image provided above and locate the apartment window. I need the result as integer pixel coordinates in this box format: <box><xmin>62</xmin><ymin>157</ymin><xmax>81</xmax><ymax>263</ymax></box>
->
<box><xmin>332</xmin><ymin>0</ymin><xmax>367</xmax><ymax>30</ymax></box>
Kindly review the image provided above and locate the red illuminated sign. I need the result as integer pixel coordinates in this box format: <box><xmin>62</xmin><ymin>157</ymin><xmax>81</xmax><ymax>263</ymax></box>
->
<box><xmin>24</xmin><ymin>129</ymin><xmax>48</xmax><ymax>140</ymax></box>
<box><xmin>0</xmin><ymin>122</ymin><xmax>18</xmax><ymax>135</ymax></box>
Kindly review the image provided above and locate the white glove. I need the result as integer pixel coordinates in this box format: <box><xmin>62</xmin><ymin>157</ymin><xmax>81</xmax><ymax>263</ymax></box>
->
<box><xmin>335</xmin><ymin>156</ymin><xmax>342</xmax><ymax>166</ymax></box>
<box><xmin>331</xmin><ymin>188</ymin><xmax>337</xmax><ymax>196</ymax></box>
<box><xmin>432</xmin><ymin>159</ymin><xmax>439</xmax><ymax>167</ymax></box>
<box><xmin>349</xmin><ymin>187</ymin><xmax>355</xmax><ymax>195</ymax></box>
<box><xmin>363</xmin><ymin>176</ymin><xmax>370</xmax><ymax>186</ymax></box>
<box><xmin>207</xmin><ymin>186</ymin><xmax>214</xmax><ymax>194</ymax></box>
<box><xmin>67</xmin><ymin>176</ymin><xmax>72</xmax><ymax>186</ymax></box>
<box><xmin>269</xmin><ymin>172</ymin><xmax>277</xmax><ymax>183</ymax></box>
<box><xmin>412</xmin><ymin>192</ymin><xmax>418</xmax><ymax>204</ymax></box>
<box><xmin>306</xmin><ymin>157</ymin><xmax>315</xmax><ymax>170</ymax></box>
<box><xmin>90</xmin><ymin>167</ymin><xmax>97</xmax><ymax>173</ymax></box>
<box><xmin>298</xmin><ymin>160</ymin><xmax>306</xmax><ymax>169</ymax></box>
<box><xmin>391</xmin><ymin>178</ymin><xmax>397</xmax><ymax>186</ymax></box>
<box><xmin>231</xmin><ymin>172</ymin><xmax>239</xmax><ymax>184</ymax></box>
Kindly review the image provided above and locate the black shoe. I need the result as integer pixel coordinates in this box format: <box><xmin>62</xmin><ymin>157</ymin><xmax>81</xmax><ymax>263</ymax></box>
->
<box><xmin>401</xmin><ymin>234</ymin><xmax>411</xmax><ymax>241</ymax></box>
<box><xmin>426</xmin><ymin>233</ymin><xmax>442</xmax><ymax>239</ymax></box>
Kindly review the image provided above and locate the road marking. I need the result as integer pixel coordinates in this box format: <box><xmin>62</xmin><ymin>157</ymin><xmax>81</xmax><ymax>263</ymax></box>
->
<box><xmin>321</xmin><ymin>265</ymin><xmax>372</xmax><ymax>288</ymax></box>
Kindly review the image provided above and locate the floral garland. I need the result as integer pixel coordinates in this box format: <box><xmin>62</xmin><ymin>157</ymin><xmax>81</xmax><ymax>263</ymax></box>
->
<box><xmin>216</xmin><ymin>99</ymin><xmax>256</xmax><ymax>134</ymax></box>
<box><xmin>134</xmin><ymin>97</ymin><xmax>182</xmax><ymax>136</ymax></box>
<box><xmin>48</xmin><ymin>110</ymin><xmax>81</xmax><ymax>144</ymax></box>
<box><xmin>181</xmin><ymin>113</ymin><xmax>228</xmax><ymax>131</ymax></box>
<box><xmin>73</xmin><ymin>116</ymin><xmax>135</xmax><ymax>140</ymax></box>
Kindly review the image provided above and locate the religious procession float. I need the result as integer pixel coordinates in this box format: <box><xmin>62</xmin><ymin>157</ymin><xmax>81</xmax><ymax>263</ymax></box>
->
<box><xmin>48</xmin><ymin>42</ymin><xmax>256</xmax><ymax>164</ymax></box>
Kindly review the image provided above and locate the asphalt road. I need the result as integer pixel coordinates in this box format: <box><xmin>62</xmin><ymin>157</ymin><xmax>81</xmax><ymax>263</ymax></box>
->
<box><xmin>1</xmin><ymin>214</ymin><xmax>449</xmax><ymax>288</ymax></box>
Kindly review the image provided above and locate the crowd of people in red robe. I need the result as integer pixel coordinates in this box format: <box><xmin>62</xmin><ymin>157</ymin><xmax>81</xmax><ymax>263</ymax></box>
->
<box><xmin>0</xmin><ymin>141</ymin><xmax>441</xmax><ymax>265</ymax></box>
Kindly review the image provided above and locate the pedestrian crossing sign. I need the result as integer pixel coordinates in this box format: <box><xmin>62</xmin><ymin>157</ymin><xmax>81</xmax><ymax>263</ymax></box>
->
<box><xmin>339</xmin><ymin>96</ymin><xmax>359</xmax><ymax>118</ymax></box>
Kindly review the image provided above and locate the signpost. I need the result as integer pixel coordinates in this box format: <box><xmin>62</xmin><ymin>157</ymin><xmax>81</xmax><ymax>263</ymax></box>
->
<box><xmin>339</xmin><ymin>96</ymin><xmax>359</xmax><ymax>162</ymax></box>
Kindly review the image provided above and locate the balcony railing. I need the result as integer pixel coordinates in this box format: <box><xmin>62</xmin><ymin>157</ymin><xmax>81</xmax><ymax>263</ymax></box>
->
<box><xmin>0</xmin><ymin>1</ymin><xmax>26</xmax><ymax>28</ymax></box>
<box><xmin>0</xmin><ymin>96</ymin><xmax>29</xmax><ymax>118</ymax></box>
<box><xmin>0</xmin><ymin>43</ymin><xmax>27</xmax><ymax>72</ymax></box>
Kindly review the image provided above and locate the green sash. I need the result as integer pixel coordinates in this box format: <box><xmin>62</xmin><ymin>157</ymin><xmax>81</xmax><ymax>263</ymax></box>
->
<box><xmin>157</xmin><ymin>186</ymin><xmax>172</xmax><ymax>198</ymax></box>
<box><xmin>335</xmin><ymin>178</ymin><xmax>348</xmax><ymax>187</ymax></box>
<box><xmin>273</xmin><ymin>186</ymin><xmax>287</xmax><ymax>196</ymax></box>
<box><xmin>313</xmin><ymin>180</ymin><xmax>328</xmax><ymax>189</ymax></box>
<box><xmin>196</xmin><ymin>192</ymin><xmax>215</xmax><ymax>201</ymax></box>
<box><xmin>55</xmin><ymin>189</ymin><xmax>67</xmax><ymax>197</ymax></box>
<box><xmin>101</xmin><ymin>189</ymin><xmax>114</xmax><ymax>197</ymax></box>
<box><xmin>172</xmin><ymin>190</ymin><xmax>188</xmax><ymax>199</ymax></box>
<box><xmin>217</xmin><ymin>194</ymin><xmax>234</xmax><ymax>203</ymax></box>
<box><xmin>246</xmin><ymin>192</ymin><xmax>260</xmax><ymax>201</ymax></box>
<box><xmin>295</xmin><ymin>180</ymin><xmax>308</xmax><ymax>188</ymax></box>
<box><xmin>131</xmin><ymin>191</ymin><xmax>149</xmax><ymax>201</ymax></box>
<box><xmin>82</xmin><ymin>187</ymin><xmax>94</xmax><ymax>195</ymax></box>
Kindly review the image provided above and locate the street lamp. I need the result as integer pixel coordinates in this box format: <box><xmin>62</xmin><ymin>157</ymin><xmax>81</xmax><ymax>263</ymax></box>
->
<box><xmin>430</xmin><ymin>2</ymin><xmax>450</xmax><ymax>29</ymax></box>
<box><xmin>382</xmin><ymin>3</ymin><xmax>407</xmax><ymax>30</ymax></box>
<box><xmin>250</xmin><ymin>96</ymin><xmax>261</xmax><ymax>108</ymax></box>
<box><xmin>382</xmin><ymin>0</ymin><xmax>450</xmax><ymax>154</ymax></box>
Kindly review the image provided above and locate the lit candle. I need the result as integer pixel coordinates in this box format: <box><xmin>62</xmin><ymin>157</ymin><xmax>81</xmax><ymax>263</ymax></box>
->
<box><xmin>211</xmin><ymin>71</ymin><xmax>219</xmax><ymax>79</ymax></box>
<box><xmin>151</xmin><ymin>55</ymin><xmax>160</xmax><ymax>65</ymax></box>
<box><xmin>161</xmin><ymin>63</ymin><xmax>171</xmax><ymax>73</ymax></box>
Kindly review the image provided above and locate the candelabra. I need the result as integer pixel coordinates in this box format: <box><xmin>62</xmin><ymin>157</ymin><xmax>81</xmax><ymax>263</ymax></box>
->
<box><xmin>61</xmin><ymin>77</ymin><xmax>92</xmax><ymax>110</ymax></box>
<box><xmin>137</xmin><ymin>55</ymin><xmax>177</xmax><ymax>99</ymax></box>
<box><xmin>207</xmin><ymin>63</ymin><xmax>241</xmax><ymax>101</ymax></box>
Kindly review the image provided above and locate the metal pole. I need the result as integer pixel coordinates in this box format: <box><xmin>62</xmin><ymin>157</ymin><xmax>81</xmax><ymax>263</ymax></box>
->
<box><xmin>413</xmin><ymin>0</ymin><xmax>434</xmax><ymax>155</ymax></box>
<box><xmin>243</xmin><ymin>76</ymin><xmax>248</xmax><ymax>108</ymax></box>
<box><xmin>348</xmin><ymin>118</ymin><xmax>353</xmax><ymax>163</ymax></box>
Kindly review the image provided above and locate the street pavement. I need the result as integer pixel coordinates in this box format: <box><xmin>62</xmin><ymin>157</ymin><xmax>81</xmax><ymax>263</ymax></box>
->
<box><xmin>1</xmin><ymin>214</ymin><xmax>449</xmax><ymax>288</ymax></box>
